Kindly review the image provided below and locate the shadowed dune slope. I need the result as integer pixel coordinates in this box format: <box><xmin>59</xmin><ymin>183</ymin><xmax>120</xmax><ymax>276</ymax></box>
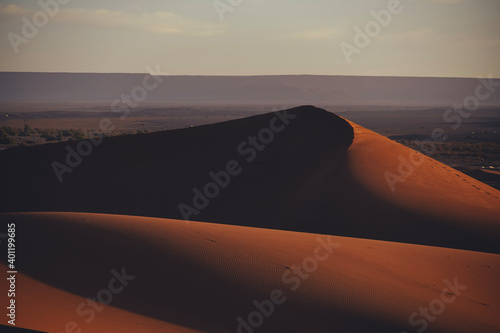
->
<box><xmin>0</xmin><ymin>106</ymin><xmax>353</xmax><ymax>232</ymax></box>
<box><xmin>0</xmin><ymin>106</ymin><xmax>499</xmax><ymax>253</ymax></box>
<box><xmin>1</xmin><ymin>212</ymin><xmax>500</xmax><ymax>333</ymax></box>
<box><xmin>0</xmin><ymin>261</ymin><xmax>201</xmax><ymax>333</ymax></box>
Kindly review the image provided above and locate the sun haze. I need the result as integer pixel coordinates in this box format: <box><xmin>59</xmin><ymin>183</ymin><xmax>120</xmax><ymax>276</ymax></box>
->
<box><xmin>0</xmin><ymin>0</ymin><xmax>499</xmax><ymax>77</ymax></box>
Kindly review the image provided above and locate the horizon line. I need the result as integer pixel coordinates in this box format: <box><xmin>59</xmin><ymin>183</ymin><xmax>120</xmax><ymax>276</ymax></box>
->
<box><xmin>0</xmin><ymin>71</ymin><xmax>498</xmax><ymax>80</ymax></box>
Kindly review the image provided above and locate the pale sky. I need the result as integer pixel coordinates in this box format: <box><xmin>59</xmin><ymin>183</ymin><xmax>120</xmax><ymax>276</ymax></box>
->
<box><xmin>0</xmin><ymin>0</ymin><xmax>499</xmax><ymax>77</ymax></box>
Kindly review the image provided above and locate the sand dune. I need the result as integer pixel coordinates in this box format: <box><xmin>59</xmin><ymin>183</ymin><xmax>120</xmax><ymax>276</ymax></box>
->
<box><xmin>0</xmin><ymin>213</ymin><xmax>500</xmax><ymax>332</ymax></box>
<box><xmin>1</xmin><ymin>106</ymin><xmax>499</xmax><ymax>253</ymax></box>
<box><xmin>1</xmin><ymin>106</ymin><xmax>500</xmax><ymax>332</ymax></box>
<box><xmin>1</xmin><ymin>212</ymin><xmax>499</xmax><ymax>333</ymax></box>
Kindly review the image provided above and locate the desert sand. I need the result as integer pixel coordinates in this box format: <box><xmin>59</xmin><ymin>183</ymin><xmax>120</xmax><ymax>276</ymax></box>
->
<box><xmin>1</xmin><ymin>212</ymin><xmax>500</xmax><ymax>333</ymax></box>
<box><xmin>1</xmin><ymin>107</ymin><xmax>499</xmax><ymax>251</ymax></box>
<box><xmin>1</xmin><ymin>106</ymin><xmax>499</xmax><ymax>332</ymax></box>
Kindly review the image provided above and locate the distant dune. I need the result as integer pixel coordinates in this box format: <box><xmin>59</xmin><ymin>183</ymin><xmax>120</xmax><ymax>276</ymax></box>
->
<box><xmin>1</xmin><ymin>73</ymin><xmax>499</xmax><ymax>106</ymax></box>
<box><xmin>1</xmin><ymin>212</ymin><xmax>499</xmax><ymax>333</ymax></box>
<box><xmin>0</xmin><ymin>106</ymin><xmax>499</xmax><ymax>253</ymax></box>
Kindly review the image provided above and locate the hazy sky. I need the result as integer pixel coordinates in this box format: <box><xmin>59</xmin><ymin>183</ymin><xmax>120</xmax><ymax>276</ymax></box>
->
<box><xmin>0</xmin><ymin>0</ymin><xmax>499</xmax><ymax>77</ymax></box>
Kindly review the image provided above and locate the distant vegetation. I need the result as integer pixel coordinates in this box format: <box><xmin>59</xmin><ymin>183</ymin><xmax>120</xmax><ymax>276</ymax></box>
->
<box><xmin>396</xmin><ymin>140</ymin><xmax>500</xmax><ymax>167</ymax></box>
<box><xmin>0</xmin><ymin>127</ymin><xmax>16</xmax><ymax>144</ymax></box>
<box><xmin>0</xmin><ymin>125</ymin><xmax>150</xmax><ymax>149</ymax></box>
